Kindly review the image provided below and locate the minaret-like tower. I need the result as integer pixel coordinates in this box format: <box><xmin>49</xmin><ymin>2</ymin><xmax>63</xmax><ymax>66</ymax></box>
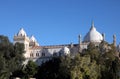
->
<box><xmin>78</xmin><ymin>34</ymin><xmax>82</xmax><ymax>52</ymax></box>
<box><xmin>78</xmin><ymin>34</ymin><xmax>82</xmax><ymax>44</ymax></box>
<box><xmin>113</xmin><ymin>34</ymin><xmax>116</xmax><ymax>47</ymax></box>
<box><xmin>102</xmin><ymin>33</ymin><xmax>105</xmax><ymax>41</ymax></box>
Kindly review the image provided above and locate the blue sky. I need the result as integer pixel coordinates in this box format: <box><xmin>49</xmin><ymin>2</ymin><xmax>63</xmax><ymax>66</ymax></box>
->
<box><xmin>0</xmin><ymin>0</ymin><xmax>120</xmax><ymax>45</ymax></box>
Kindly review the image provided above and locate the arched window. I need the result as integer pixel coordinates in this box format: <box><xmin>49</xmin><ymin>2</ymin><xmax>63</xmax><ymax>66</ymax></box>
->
<box><xmin>36</xmin><ymin>53</ymin><xmax>37</xmax><ymax>57</ymax></box>
<box><xmin>36</xmin><ymin>53</ymin><xmax>39</xmax><ymax>57</ymax></box>
<box><xmin>30</xmin><ymin>53</ymin><xmax>34</xmax><ymax>57</ymax></box>
<box><xmin>38</xmin><ymin>53</ymin><xmax>39</xmax><ymax>56</ymax></box>
<box><xmin>42</xmin><ymin>53</ymin><xmax>45</xmax><ymax>57</ymax></box>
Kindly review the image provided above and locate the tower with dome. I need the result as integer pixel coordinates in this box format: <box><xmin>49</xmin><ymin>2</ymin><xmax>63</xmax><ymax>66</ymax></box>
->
<box><xmin>13</xmin><ymin>21</ymin><xmax>117</xmax><ymax>65</ymax></box>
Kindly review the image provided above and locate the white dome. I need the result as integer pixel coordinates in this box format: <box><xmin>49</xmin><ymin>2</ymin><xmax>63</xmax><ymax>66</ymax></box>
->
<box><xmin>30</xmin><ymin>35</ymin><xmax>37</xmax><ymax>42</ymax></box>
<box><xmin>84</xmin><ymin>22</ymin><xmax>103</xmax><ymax>43</ymax></box>
<box><xmin>62</xmin><ymin>47</ymin><xmax>70</xmax><ymax>55</ymax></box>
<box><xmin>18</xmin><ymin>28</ymin><xmax>27</xmax><ymax>36</ymax></box>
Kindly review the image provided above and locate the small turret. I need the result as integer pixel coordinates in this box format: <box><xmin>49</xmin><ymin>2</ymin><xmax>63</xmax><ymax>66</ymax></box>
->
<box><xmin>113</xmin><ymin>34</ymin><xmax>116</xmax><ymax>47</ymax></box>
<box><xmin>102</xmin><ymin>33</ymin><xmax>105</xmax><ymax>41</ymax></box>
<box><xmin>70</xmin><ymin>42</ymin><xmax>73</xmax><ymax>48</ymax></box>
<box><xmin>29</xmin><ymin>35</ymin><xmax>39</xmax><ymax>47</ymax></box>
<box><xmin>78</xmin><ymin>34</ymin><xmax>82</xmax><ymax>44</ymax></box>
<box><xmin>78</xmin><ymin>34</ymin><xmax>82</xmax><ymax>53</ymax></box>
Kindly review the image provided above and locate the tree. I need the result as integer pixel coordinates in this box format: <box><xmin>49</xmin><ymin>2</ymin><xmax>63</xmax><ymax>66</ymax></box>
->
<box><xmin>85</xmin><ymin>42</ymin><xmax>100</xmax><ymax>62</ymax></box>
<box><xmin>23</xmin><ymin>60</ymin><xmax>38</xmax><ymax>78</ymax></box>
<box><xmin>70</xmin><ymin>54</ymin><xmax>100</xmax><ymax>79</ymax></box>
<box><xmin>0</xmin><ymin>35</ymin><xmax>25</xmax><ymax>78</ymax></box>
<box><xmin>59</xmin><ymin>56</ymin><xmax>71</xmax><ymax>79</ymax></box>
<box><xmin>36</xmin><ymin>57</ymin><xmax>61</xmax><ymax>79</ymax></box>
<box><xmin>110</xmin><ymin>57</ymin><xmax>120</xmax><ymax>79</ymax></box>
<box><xmin>98</xmin><ymin>43</ymin><xmax>118</xmax><ymax>79</ymax></box>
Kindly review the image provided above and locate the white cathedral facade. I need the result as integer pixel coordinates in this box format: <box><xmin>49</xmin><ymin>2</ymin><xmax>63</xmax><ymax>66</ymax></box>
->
<box><xmin>13</xmin><ymin>22</ymin><xmax>117</xmax><ymax>65</ymax></box>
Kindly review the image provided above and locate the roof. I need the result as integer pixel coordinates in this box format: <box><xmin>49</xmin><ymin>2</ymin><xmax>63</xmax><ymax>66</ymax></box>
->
<box><xmin>17</xmin><ymin>28</ymin><xmax>27</xmax><ymax>36</ymax></box>
<box><xmin>84</xmin><ymin>22</ymin><xmax>103</xmax><ymax>43</ymax></box>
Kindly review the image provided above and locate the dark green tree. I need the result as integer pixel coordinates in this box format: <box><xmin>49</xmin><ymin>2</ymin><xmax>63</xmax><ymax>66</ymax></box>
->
<box><xmin>0</xmin><ymin>35</ymin><xmax>25</xmax><ymax>78</ymax></box>
<box><xmin>59</xmin><ymin>56</ymin><xmax>71</xmax><ymax>79</ymax></box>
<box><xmin>23</xmin><ymin>60</ymin><xmax>38</xmax><ymax>78</ymax></box>
<box><xmin>36</xmin><ymin>57</ymin><xmax>61</xmax><ymax>79</ymax></box>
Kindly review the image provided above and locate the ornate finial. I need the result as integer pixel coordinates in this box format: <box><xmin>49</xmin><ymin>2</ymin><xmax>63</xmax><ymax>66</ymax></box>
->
<box><xmin>90</xmin><ymin>21</ymin><xmax>95</xmax><ymax>30</ymax></box>
<box><xmin>92</xmin><ymin>20</ymin><xmax>94</xmax><ymax>27</ymax></box>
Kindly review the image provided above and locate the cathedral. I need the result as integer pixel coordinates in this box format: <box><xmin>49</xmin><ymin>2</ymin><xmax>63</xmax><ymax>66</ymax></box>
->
<box><xmin>13</xmin><ymin>22</ymin><xmax>117</xmax><ymax>65</ymax></box>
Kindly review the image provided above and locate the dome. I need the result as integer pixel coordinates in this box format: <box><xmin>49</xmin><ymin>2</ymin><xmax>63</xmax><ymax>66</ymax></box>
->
<box><xmin>84</xmin><ymin>22</ymin><xmax>103</xmax><ymax>42</ymax></box>
<box><xmin>62</xmin><ymin>47</ymin><xmax>70</xmax><ymax>55</ymax></box>
<box><xmin>30</xmin><ymin>35</ymin><xmax>37</xmax><ymax>42</ymax></box>
<box><xmin>17</xmin><ymin>28</ymin><xmax>27</xmax><ymax>36</ymax></box>
<box><xmin>30</xmin><ymin>35</ymin><xmax>39</xmax><ymax>46</ymax></box>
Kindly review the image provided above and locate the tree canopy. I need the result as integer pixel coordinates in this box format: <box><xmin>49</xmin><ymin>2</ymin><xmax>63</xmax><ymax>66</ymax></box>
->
<box><xmin>0</xmin><ymin>35</ymin><xmax>25</xmax><ymax>78</ymax></box>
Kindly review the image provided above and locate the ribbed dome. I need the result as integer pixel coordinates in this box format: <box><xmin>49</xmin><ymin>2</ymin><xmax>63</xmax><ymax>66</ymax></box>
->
<box><xmin>18</xmin><ymin>28</ymin><xmax>27</xmax><ymax>36</ymax></box>
<box><xmin>84</xmin><ymin>22</ymin><xmax>103</xmax><ymax>42</ymax></box>
<box><xmin>30</xmin><ymin>35</ymin><xmax>37</xmax><ymax>42</ymax></box>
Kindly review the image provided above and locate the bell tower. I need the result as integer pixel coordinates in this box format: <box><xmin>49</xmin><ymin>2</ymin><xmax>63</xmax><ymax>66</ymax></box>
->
<box><xmin>14</xmin><ymin>28</ymin><xmax>30</xmax><ymax>57</ymax></box>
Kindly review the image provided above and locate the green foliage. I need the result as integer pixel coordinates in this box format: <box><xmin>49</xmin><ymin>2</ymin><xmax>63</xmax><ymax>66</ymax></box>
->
<box><xmin>0</xmin><ymin>35</ymin><xmax>25</xmax><ymax>78</ymax></box>
<box><xmin>36</xmin><ymin>57</ymin><xmax>62</xmax><ymax>79</ymax></box>
<box><xmin>69</xmin><ymin>54</ymin><xmax>100</xmax><ymax>79</ymax></box>
<box><xmin>86</xmin><ymin>42</ymin><xmax>100</xmax><ymax>62</ymax></box>
<box><xmin>23</xmin><ymin>60</ymin><xmax>38</xmax><ymax>78</ymax></box>
<box><xmin>59</xmin><ymin>56</ymin><xmax>71</xmax><ymax>79</ymax></box>
<box><xmin>85</xmin><ymin>42</ymin><xmax>120</xmax><ymax>79</ymax></box>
